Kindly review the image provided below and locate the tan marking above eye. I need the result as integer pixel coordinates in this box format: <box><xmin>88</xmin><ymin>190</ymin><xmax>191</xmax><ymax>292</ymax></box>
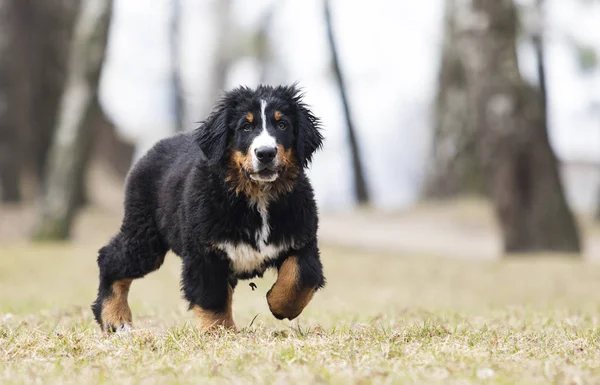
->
<box><xmin>246</xmin><ymin>112</ymin><xmax>254</xmax><ymax>123</ymax></box>
<box><xmin>274</xmin><ymin>111</ymin><xmax>282</xmax><ymax>121</ymax></box>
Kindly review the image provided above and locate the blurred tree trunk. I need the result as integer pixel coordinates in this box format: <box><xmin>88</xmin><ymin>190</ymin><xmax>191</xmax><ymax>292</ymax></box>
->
<box><xmin>424</xmin><ymin>0</ymin><xmax>482</xmax><ymax>199</ymax></box>
<box><xmin>0</xmin><ymin>0</ymin><xmax>22</xmax><ymax>202</ymax></box>
<box><xmin>31</xmin><ymin>1</ymin><xmax>80</xmax><ymax>184</ymax></box>
<box><xmin>459</xmin><ymin>0</ymin><xmax>580</xmax><ymax>253</ymax></box>
<box><xmin>324</xmin><ymin>0</ymin><xmax>369</xmax><ymax>204</ymax></box>
<box><xmin>211</xmin><ymin>0</ymin><xmax>232</xmax><ymax>103</ymax></box>
<box><xmin>257</xmin><ymin>6</ymin><xmax>275</xmax><ymax>84</ymax></box>
<box><xmin>72</xmin><ymin>97</ymin><xmax>105</xmax><ymax>208</ymax></box>
<box><xmin>170</xmin><ymin>0</ymin><xmax>183</xmax><ymax>132</ymax></box>
<box><xmin>596</xmin><ymin>180</ymin><xmax>600</xmax><ymax>221</ymax></box>
<box><xmin>176</xmin><ymin>1</ymin><xmax>231</xmax><ymax>130</ymax></box>
<box><xmin>95</xmin><ymin>116</ymin><xmax>134</xmax><ymax>178</ymax></box>
<box><xmin>33</xmin><ymin>0</ymin><xmax>113</xmax><ymax>240</ymax></box>
<box><xmin>532</xmin><ymin>0</ymin><xmax>547</xmax><ymax>122</ymax></box>
<box><xmin>10</xmin><ymin>0</ymin><xmax>79</xmax><ymax>195</ymax></box>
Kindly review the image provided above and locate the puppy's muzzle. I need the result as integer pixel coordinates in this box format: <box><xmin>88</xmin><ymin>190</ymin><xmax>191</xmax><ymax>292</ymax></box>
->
<box><xmin>250</xmin><ymin>145</ymin><xmax>280</xmax><ymax>182</ymax></box>
<box><xmin>255</xmin><ymin>146</ymin><xmax>277</xmax><ymax>166</ymax></box>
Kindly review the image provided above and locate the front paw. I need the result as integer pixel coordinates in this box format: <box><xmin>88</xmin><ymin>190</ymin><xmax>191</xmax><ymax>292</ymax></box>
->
<box><xmin>192</xmin><ymin>305</ymin><xmax>237</xmax><ymax>332</ymax></box>
<box><xmin>106</xmin><ymin>322</ymin><xmax>133</xmax><ymax>334</ymax></box>
<box><xmin>266</xmin><ymin>287</ymin><xmax>315</xmax><ymax>321</ymax></box>
<box><xmin>95</xmin><ymin>298</ymin><xmax>133</xmax><ymax>334</ymax></box>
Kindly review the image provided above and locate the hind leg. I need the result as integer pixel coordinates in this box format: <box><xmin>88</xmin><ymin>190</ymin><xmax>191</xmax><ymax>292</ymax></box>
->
<box><xmin>91</xmin><ymin>231</ymin><xmax>167</xmax><ymax>332</ymax></box>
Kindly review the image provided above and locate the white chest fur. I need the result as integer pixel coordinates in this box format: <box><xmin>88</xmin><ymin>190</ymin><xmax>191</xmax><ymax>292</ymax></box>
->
<box><xmin>215</xmin><ymin>198</ymin><xmax>287</xmax><ymax>274</ymax></box>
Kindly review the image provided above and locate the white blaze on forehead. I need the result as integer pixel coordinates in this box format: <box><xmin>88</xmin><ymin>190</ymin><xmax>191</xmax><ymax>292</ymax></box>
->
<box><xmin>251</xmin><ymin>99</ymin><xmax>276</xmax><ymax>151</ymax></box>
<box><xmin>260</xmin><ymin>99</ymin><xmax>268</xmax><ymax>132</ymax></box>
<box><xmin>249</xmin><ymin>99</ymin><xmax>279</xmax><ymax>181</ymax></box>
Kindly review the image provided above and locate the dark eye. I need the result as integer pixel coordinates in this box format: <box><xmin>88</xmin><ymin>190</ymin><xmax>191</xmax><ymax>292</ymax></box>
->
<box><xmin>277</xmin><ymin>121</ymin><xmax>287</xmax><ymax>130</ymax></box>
<box><xmin>242</xmin><ymin>123</ymin><xmax>252</xmax><ymax>132</ymax></box>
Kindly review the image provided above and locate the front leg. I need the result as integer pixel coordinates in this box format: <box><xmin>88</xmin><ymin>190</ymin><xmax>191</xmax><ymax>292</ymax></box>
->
<box><xmin>181</xmin><ymin>250</ymin><xmax>236</xmax><ymax>331</ymax></box>
<box><xmin>267</xmin><ymin>241</ymin><xmax>325</xmax><ymax>320</ymax></box>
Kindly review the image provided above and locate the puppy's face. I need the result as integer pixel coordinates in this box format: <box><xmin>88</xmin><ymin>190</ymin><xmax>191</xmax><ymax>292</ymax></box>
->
<box><xmin>230</xmin><ymin>99</ymin><xmax>295</xmax><ymax>183</ymax></box>
<box><xmin>196</xmin><ymin>85</ymin><xmax>323</xmax><ymax>196</ymax></box>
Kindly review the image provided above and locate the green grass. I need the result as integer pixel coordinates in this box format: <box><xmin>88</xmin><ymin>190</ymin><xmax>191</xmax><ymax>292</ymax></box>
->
<box><xmin>1</xmin><ymin>242</ymin><xmax>600</xmax><ymax>384</ymax></box>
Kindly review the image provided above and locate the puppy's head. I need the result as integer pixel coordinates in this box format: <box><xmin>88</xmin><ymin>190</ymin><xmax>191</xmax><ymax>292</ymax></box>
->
<box><xmin>196</xmin><ymin>85</ymin><xmax>323</xmax><ymax>191</ymax></box>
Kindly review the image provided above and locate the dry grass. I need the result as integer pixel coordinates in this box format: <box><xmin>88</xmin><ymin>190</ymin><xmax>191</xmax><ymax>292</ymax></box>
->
<box><xmin>1</xmin><ymin>241</ymin><xmax>600</xmax><ymax>384</ymax></box>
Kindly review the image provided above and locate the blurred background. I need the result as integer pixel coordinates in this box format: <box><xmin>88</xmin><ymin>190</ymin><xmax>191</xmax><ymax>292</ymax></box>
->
<box><xmin>1</xmin><ymin>0</ymin><xmax>600</xmax><ymax>260</ymax></box>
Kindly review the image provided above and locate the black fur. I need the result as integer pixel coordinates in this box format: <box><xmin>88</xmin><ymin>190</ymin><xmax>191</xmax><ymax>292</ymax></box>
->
<box><xmin>196</xmin><ymin>100</ymin><xmax>229</xmax><ymax>166</ymax></box>
<box><xmin>92</xmin><ymin>84</ymin><xmax>325</xmax><ymax>330</ymax></box>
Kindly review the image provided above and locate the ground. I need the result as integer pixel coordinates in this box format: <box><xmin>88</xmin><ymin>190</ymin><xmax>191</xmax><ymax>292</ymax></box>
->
<box><xmin>2</xmin><ymin>165</ymin><xmax>600</xmax><ymax>384</ymax></box>
<box><xmin>1</xmin><ymin>236</ymin><xmax>600</xmax><ymax>384</ymax></box>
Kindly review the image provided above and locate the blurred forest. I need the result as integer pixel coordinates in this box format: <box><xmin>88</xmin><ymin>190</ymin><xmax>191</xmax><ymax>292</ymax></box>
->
<box><xmin>1</xmin><ymin>0</ymin><xmax>600</xmax><ymax>257</ymax></box>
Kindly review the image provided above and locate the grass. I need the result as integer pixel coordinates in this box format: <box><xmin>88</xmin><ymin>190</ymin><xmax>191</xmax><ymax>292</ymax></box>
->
<box><xmin>1</xmin><ymin>241</ymin><xmax>600</xmax><ymax>384</ymax></box>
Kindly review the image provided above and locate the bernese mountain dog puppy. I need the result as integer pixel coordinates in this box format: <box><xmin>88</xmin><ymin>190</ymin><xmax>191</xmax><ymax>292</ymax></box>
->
<box><xmin>92</xmin><ymin>84</ymin><xmax>326</xmax><ymax>332</ymax></box>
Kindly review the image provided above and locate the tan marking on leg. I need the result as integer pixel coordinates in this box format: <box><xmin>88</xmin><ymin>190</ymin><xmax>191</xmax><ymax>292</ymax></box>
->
<box><xmin>193</xmin><ymin>285</ymin><xmax>236</xmax><ymax>332</ymax></box>
<box><xmin>267</xmin><ymin>256</ymin><xmax>315</xmax><ymax>320</ymax></box>
<box><xmin>101</xmin><ymin>279</ymin><xmax>133</xmax><ymax>331</ymax></box>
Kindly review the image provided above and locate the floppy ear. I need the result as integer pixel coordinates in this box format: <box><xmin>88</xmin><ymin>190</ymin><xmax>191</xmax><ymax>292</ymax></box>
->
<box><xmin>296</xmin><ymin>103</ymin><xmax>324</xmax><ymax>169</ymax></box>
<box><xmin>195</xmin><ymin>105</ymin><xmax>229</xmax><ymax>166</ymax></box>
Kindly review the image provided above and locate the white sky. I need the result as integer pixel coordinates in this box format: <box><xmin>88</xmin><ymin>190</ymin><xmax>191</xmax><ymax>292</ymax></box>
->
<box><xmin>99</xmin><ymin>0</ymin><xmax>600</xmax><ymax>210</ymax></box>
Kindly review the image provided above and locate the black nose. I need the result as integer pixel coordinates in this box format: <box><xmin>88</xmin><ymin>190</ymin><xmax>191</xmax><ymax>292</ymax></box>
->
<box><xmin>255</xmin><ymin>147</ymin><xmax>277</xmax><ymax>164</ymax></box>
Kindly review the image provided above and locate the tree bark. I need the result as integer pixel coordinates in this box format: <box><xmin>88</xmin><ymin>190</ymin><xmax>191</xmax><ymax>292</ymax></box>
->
<box><xmin>170</xmin><ymin>0</ymin><xmax>184</xmax><ymax>132</ymax></box>
<box><xmin>32</xmin><ymin>0</ymin><xmax>113</xmax><ymax>240</ymax></box>
<box><xmin>33</xmin><ymin>1</ymin><xmax>80</xmax><ymax>183</ymax></box>
<box><xmin>257</xmin><ymin>6</ymin><xmax>275</xmax><ymax>84</ymax></box>
<box><xmin>596</xmin><ymin>182</ymin><xmax>600</xmax><ymax>221</ymax></box>
<box><xmin>211</xmin><ymin>0</ymin><xmax>232</xmax><ymax>100</ymax></box>
<box><xmin>459</xmin><ymin>0</ymin><xmax>580</xmax><ymax>253</ymax></box>
<box><xmin>72</xmin><ymin>97</ymin><xmax>105</xmax><ymax>209</ymax></box>
<box><xmin>0</xmin><ymin>0</ymin><xmax>22</xmax><ymax>202</ymax></box>
<box><xmin>324</xmin><ymin>0</ymin><xmax>370</xmax><ymax>204</ymax></box>
<box><xmin>9</xmin><ymin>0</ymin><xmax>79</xmax><ymax>193</ymax></box>
<box><xmin>424</xmin><ymin>0</ymin><xmax>482</xmax><ymax>199</ymax></box>
<box><xmin>532</xmin><ymin>0</ymin><xmax>548</xmax><ymax>126</ymax></box>
<box><xmin>95</xmin><ymin>118</ymin><xmax>134</xmax><ymax>179</ymax></box>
